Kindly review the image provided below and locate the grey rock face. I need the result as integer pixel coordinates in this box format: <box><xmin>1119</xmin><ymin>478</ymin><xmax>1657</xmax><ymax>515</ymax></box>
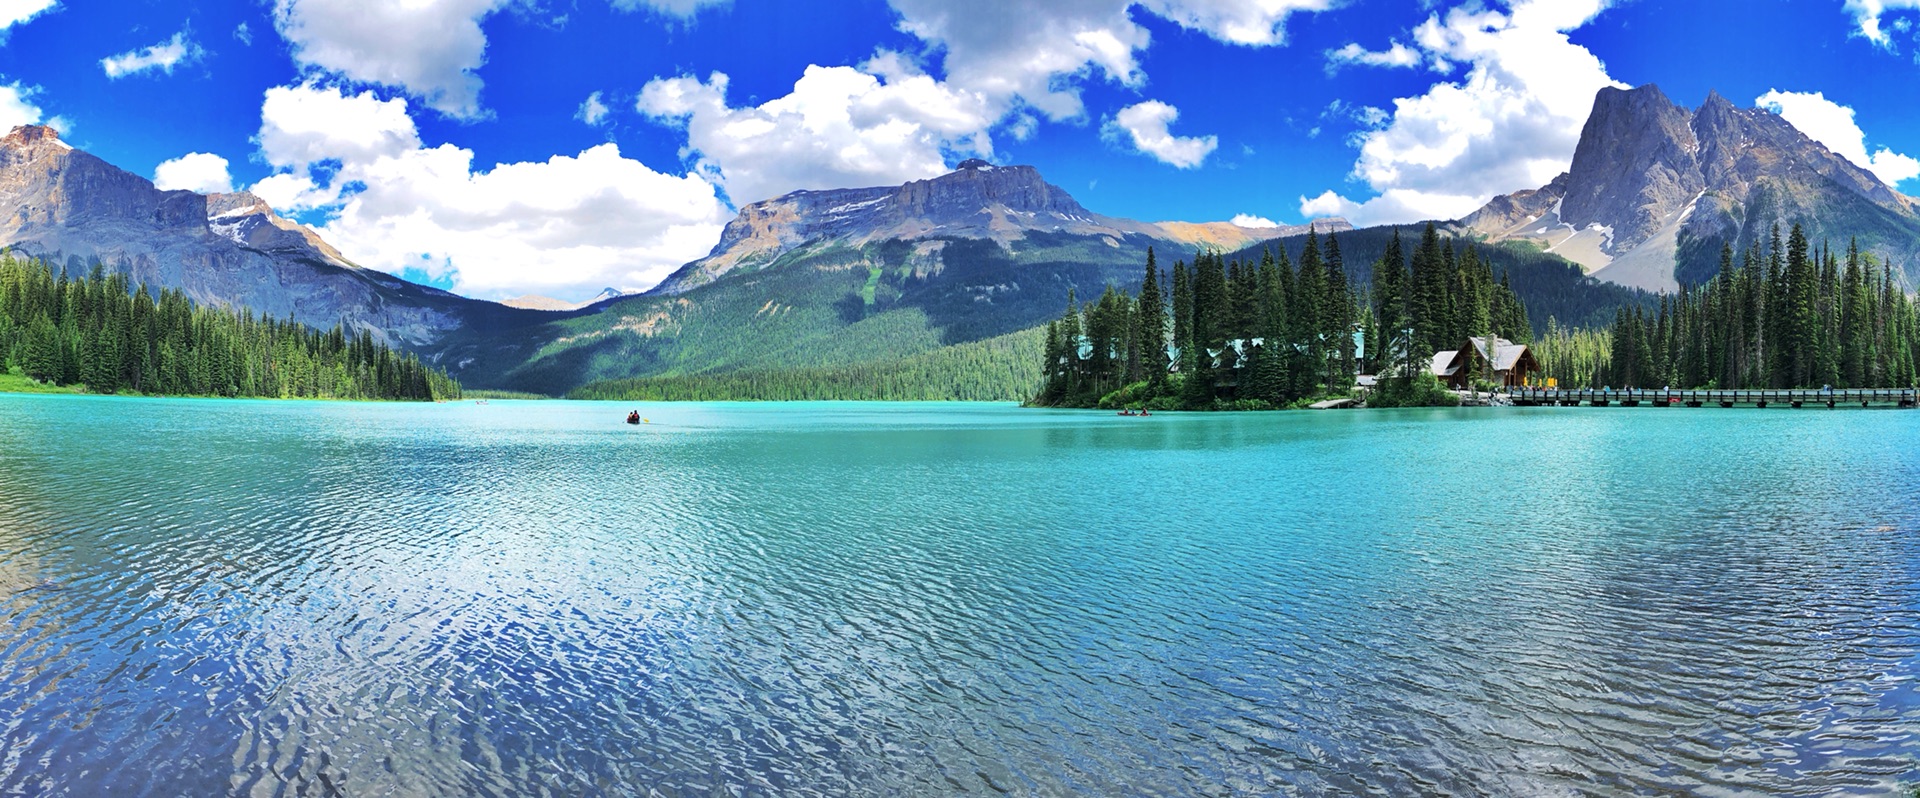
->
<box><xmin>1559</xmin><ymin>85</ymin><xmax>1704</xmax><ymax>254</ymax></box>
<box><xmin>1466</xmin><ymin>85</ymin><xmax>1920</xmax><ymax>289</ymax></box>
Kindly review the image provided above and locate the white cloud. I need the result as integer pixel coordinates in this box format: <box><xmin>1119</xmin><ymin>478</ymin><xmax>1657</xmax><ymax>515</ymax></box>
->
<box><xmin>100</xmin><ymin>31</ymin><xmax>204</xmax><ymax>79</ymax></box>
<box><xmin>639</xmin><ymin>63</ymin><xmax>997</xmax><ymax>205</ymax></box>
<box><xmin>252</xmin><ymin>83</ymin><xmax>731</xmax><ymax>298</ymax></box>
<box><xmin>271</xmin><ymin>0</ymin><xmax>505</xmax><ymax>118</ymax></box>
<box><xmin>625</xmin><ymin>1</ymin><xmax>1335</xmax><ymax>206</ymax></box>
<box><xmin>1326</xmin><ymin>40</ymin><xmax>1421</xmax><ymax>72</ymax></box>
<box><xmin>1230</xmin><ymin>213</ymin><xmax>1276</xmax><ymax>227</ymax></box>
<box><xmin>881</xmin><ymin>0</ymin><xmax>1332</xmax><ymax>120</ymax></box>
<box><xmin>1845</xmin><ymin>0</ymin><xmax>1920</xmax><ymax>46</ymax></box>
<box><xmin>1138</xmin><ymin>0</ymin><xmax>1338</xmax><ymax>45</ymax></box>
<box><xmin>1302</xmin><ymin>0</ymin><xmax>1625</xmax><ymax>227</ymax></box>
<box><xmin>0</xmin><ymin>0</ymin><xmax>56</xmax><ymax>32</ymax></box>
<box><xmin>610</xmin><ymin>0</ymin><xmax>730</xmax><ymax>14</ymax></box>
<box><xmin>578</xmin><ymin>91</ymin><xmax>610</xmax><ymax>126</ymax></box>
<box><xmin>234</xmin><ymin>22</ymin><xmax>252</xmax><ymax>45</ymax></box>
<box><xmin>0</xmin><ymin>81</ymin><xmax>61</xmax><ymax>132</ymax></box>
<box><xmin>257</xmin><ymin>83</ymin><xmax>421</xmax><ymax>170</ymax></box>
<box><xmin>1756</xmin><ymin>89</ymin><xmax>1920</xmax><ymax>188</ymax></box>
<box><xmin>153</xmin><ymin>152</ymin><xmax>232</xmax><ymax>194</ymax></box>
<box><xmin>1104</xmin><ymin>100</ymin><xmax>1217</xmax><ymax>168</ymax></box>
<box><xmin>251</xmin><ymin>172</ymin><xmax>338</xmax><ymax>211</ymax></box>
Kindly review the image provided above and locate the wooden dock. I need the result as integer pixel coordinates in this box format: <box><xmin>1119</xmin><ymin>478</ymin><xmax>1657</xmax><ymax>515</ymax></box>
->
<box><xmin>1503</xmin><ymin>387</ymin><xmax>1918</xmax><ymax>409</ymax></box>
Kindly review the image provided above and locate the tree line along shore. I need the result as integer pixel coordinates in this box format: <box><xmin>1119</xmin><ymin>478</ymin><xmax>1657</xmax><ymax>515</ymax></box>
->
<box><xmin>1034</xmin><ymin>222</ymin><xmax>1920</xmax><ymax>411</ymax></box>
<box><xmin>1533</xmin><ymin>225</ymin><xmax>1920</xmax><ymax>392</ymax></box>
<box><xmin>0</xmin><ymin>255</ymin><xmax>460</xmax><ymax>401</ymax></box>
<box><xmin>1031</xmin><ymin>225</ymin><xmax>1531</xmax><ymax>410</ymax></box>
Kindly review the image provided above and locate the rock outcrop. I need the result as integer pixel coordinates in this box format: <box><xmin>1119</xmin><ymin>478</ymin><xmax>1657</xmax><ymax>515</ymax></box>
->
<box><xmin>1463</xmin><ymin>85</ymin><xmax>1920</xmax><ymax>291</ymax></box>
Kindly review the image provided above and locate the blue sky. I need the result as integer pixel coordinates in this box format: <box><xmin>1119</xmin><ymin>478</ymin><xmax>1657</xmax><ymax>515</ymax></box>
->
<box><xmin>0</xmin><ymin>0</ymin><xmax>1914</xmax><ymax>301</ymax></box>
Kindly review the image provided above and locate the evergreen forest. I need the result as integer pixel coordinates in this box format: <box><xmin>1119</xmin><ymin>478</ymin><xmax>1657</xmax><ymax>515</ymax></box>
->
<box><xmin>0</xmin><ymin>255</ymin><xmax>460</xmax><ymax>401</ymax></box>
<box><xmin>1533</xmin><ymin>225</ymin><xmax>1920</xmax><ymax>390</ymax></box>
<box><xmin>1032</xmin><ymin>225</ymin><xmax>1531</xmax><ymax>410</ymax></box>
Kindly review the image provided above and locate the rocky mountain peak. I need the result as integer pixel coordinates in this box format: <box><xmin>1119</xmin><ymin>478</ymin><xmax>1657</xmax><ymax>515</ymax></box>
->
<box><xmin>205</xmin><ymin>190</ymin><xmax>356</xmax><ymax>270</ymax></box>
<box><xmin>206</xmin><ymin>191</ymin><xmax>275</xmax><ymax>218</ymax></box>
<box><xmin>2</xmin><ymin>124</ymin><xmax>68</xmax><ymax>151</ymax></box>
<box><xmin>1560</xmin><ymin>83</ymin><xmax>1704</xmax><ymax>255</ymax></box>
<box><xmin>649</xmin><ymin>160</ymin><xmax>1344</xmax><ymax>296</ymax></box>
<box><xmin>1466</xmin><ymin>84</ymin><xmax>1920</xmax><ymax>292</ymax></box>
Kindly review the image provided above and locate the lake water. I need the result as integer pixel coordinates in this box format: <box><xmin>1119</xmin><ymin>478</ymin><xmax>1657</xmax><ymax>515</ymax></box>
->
<box><xmin>1</xmin><ymin>395</ymin><xmax>1917</xmax><ymax>796</ymax></box>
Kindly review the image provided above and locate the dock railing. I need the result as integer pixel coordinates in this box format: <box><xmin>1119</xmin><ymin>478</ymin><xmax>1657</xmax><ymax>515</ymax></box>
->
<box><xmin>1502</xmin><ymin>387</ymin><xmax>1917</xmax><ymax>408</ymax></box>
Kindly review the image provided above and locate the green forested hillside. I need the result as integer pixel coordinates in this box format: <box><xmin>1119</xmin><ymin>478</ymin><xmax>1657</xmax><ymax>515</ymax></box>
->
<box><xmin>441</xmin><ymin>224</ymin><xmax>1647</xmax><ymax>401</ymax></box>
<box><xmin>0</xmin><ymin>255</ymin><xmax>459</xmax><ymax>400</ymax></box>
<box><xmin>442</xmin><ymin>232</ymin><xmax>1164</xmax><ymax>396</ymax></box>
<box><xmin>1224</xmin><ymin>225</ymin><xmax>1654</xmax><ymax>330</ymax></box>
<box><xmin>569</xmin><ymin>326</ymin><xmax>1042</xmax><ymax>401</ymax></box>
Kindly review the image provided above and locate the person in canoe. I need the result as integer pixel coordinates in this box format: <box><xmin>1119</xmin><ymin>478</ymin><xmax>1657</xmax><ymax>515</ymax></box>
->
<box><xmin>626</xmin><ymin>410</ymin><xmax>641</xmax><ymax>425</ymax></box>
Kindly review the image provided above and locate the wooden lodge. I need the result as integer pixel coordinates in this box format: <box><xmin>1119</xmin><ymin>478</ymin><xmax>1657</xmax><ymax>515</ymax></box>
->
<box><xmin>1430</xmin><ymin>337</ymin><xmax>1538</xmax><ymax>389</ymax></box>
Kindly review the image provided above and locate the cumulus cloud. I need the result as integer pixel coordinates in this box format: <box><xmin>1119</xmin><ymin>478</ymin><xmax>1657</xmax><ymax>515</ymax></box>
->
<box><xmin>271</xmin><ymin>0</ymin><xmax>504</xmax><ymax>118</ymax></box>
<box><xmin>1103</xmin><ymin>100</ymin><xmax>1218</xmax><ymax>168</ymax></box>
<box><xmin>1301</xmin><ymin>0</ymin><xmax>1625</xmax><ymax>227</ymax></box>
<box><xmin>258</xmin><ymin>83</ymin><xmax>420</xmax><ymax>170</ymax></box>
<box><xmin>0</xmin><ymin>0</ymin><xmax>56</xmax><ymax>32</ymax></box>
<box><xmin>234</xmin><ymin>22</ymin><xmax>252</xmax><ymax>45</ymax></box>
<box><xmin>1757</xmin><ymin>89</ymin><xmax>1920</xmax><ymax>188</ymax></box>
<box><xmin>625</xmin><ymin>1</ymin><xmax>1336</xmax><ymax>207</ymax></box>
<box><xmin>252</xmin><ymin>83</ymin><xmax>731</xmax><ymax>298</ymax></box>
<box><xmin>639</xmin><ymin>63</ymin><xmax>997</xmax><ymax>205</ymax></box>
<box><xmin>1325</xmin><ymin>40</ymin><xmax>1421</xmax><ymax>72</ymax></box>
<box><xmin>578</xmin><ymin>91</ymin><xmax>610</xmax><ymax>126</ymax></box>
<box><xmin>153</xmin><ymin>152</ymin><xmax>232</xmax><ymax>194</ymax></box>
<box><xmin>100</xmin><ymin>31</ymin><xmax>204</xmax><ymax>79</ymax></box>
<box><xmin>0</xmin><ymin>81</ymin><xmax>62</xmax><ymax>132</ymax></box>
<box><xmin>1230</xmin><ymin>213</ymin><xmax>1276</xmax><ymax>227</ymax></box>
<box><xmin>1845</xmin><ymin>0</ymin><xmax>1920</xmax><ymax>46</ymax></box>
<box><xmin>881</xmin><ymin>0</ymin><xmax>1332</xmax><ymax>120</ymax></box>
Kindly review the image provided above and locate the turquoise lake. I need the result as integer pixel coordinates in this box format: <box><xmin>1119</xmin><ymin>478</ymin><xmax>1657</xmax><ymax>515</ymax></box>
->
<box><xmin>1</xmin><ymin>395</ymin><xmax>1917</xmax><ymax>795</ymax></box>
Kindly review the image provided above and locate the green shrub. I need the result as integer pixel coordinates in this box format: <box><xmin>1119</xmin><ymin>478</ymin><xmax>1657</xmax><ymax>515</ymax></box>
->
<box><xmin>1368</xmin><ymin>372</ymin><xmax>1461</xmax><ymax>408</ymax></box>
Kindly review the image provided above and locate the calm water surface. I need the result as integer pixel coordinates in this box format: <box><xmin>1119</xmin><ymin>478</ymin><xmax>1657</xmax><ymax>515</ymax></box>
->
<box><xmin>0</xmin><ymin>395</ymin><xmax>1917</xmax><ymax>796</ymax></box>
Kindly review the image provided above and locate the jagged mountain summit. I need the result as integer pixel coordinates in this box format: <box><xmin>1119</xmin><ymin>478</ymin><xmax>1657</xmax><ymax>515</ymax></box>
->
<box><xmin>0</xmin><ymin>125</ymin><xmax>527</xmax><ymax>346</ymax></box>
<box><xmin>1463</xmin><ymin>84</ymin><xmax>1920</xmax><ymax>291</ymax></box>
<box><xmin>652</xmin><ymin>158</ymin><xmax>1349</xmax><ymax>295</ymax></box>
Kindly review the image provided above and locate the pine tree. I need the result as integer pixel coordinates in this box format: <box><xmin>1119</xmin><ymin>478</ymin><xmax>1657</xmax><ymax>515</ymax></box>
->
<box><xmin>1135</xmin><ymin>250</ymin><xmax>1166</xmax><ymax>388</ymax></box>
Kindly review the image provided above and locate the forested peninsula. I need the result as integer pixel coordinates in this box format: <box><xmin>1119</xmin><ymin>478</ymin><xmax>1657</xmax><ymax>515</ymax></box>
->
<box><xmin>0</xmin><ymin>255</ymin><xmax>459</xmax><ymax>401</ymax></box>
<box><xmin>1031</xmin><ymin>225</ymin><xmax>1530</xmax><ymax>410</ymax></box>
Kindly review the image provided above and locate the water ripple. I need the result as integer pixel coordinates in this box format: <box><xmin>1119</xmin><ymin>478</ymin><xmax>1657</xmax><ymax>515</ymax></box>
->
<box><xmin>0</xmin><ymin>398</ymin><xmax>1917</xmax><ymax>795</ymax></box>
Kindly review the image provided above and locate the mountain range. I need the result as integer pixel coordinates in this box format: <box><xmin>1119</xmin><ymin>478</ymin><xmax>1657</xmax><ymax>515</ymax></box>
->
<box><xmin>4</xmin><ymin>81</ymin><xmax>1909</xmax><ymax>398</ymax></box>
<box><xmin>1462</xmin><ymin>84</ymin><xmax>1920</xmax><ymax>291</ymax></box>
<box><xmin>653</xmin><ymin>158</ymin><xmax>1346</xmax><ymax>295</ymax></box>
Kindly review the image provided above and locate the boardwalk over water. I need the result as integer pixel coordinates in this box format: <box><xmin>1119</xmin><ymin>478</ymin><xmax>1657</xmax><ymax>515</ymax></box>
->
<box><xmin>1504</xmin><ymin>387</ymin><xmax>1918</xmax><ymax>409</ymax></box>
